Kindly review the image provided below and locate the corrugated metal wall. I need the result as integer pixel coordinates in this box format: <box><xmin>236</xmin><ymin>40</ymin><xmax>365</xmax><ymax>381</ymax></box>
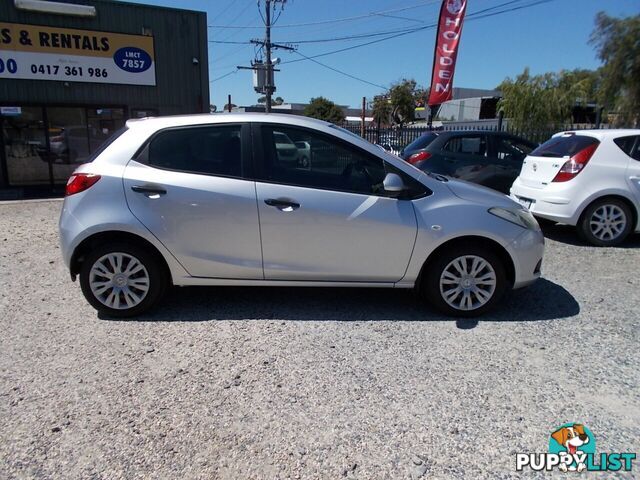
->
<box><xmin>0</xmin><ymin>0</ymin><xmax>209</xmax><ymax>115</ymax></box>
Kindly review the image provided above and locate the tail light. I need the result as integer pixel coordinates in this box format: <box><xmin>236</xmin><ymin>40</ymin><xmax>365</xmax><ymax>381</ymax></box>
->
<box><xmin>552</xmin><ymin>143</ymin><xmax>598</xmax><ymax>182</ymax></box>
<box><xmin>66</xmin><ymin>173</ymin><xmax>101</xmax><ymax>196</ymax></box>
<box><xmin>409</xmin><ymin>151</ymin><xmax>431</xmax><ymax>165</ymax></box>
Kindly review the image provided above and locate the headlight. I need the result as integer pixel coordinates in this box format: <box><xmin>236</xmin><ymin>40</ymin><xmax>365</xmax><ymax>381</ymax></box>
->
<box><xmin>488</xmin><ymin>207</ymin><xmax>540</xmax><ymax>230</ymax></box>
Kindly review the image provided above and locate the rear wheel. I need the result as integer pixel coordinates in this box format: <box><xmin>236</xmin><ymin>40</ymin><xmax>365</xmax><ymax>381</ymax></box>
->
<box><xmin>578</xmin><ymin>198</ymin><xmax>633</xmax><ymax>247</ymax></box>
<box><xmin>420</xmin><ymin>245</ymin><xmax>508</xmax><ymax>317</ymax></box>
<box><xmin>79</xmin><ymin>243</ymin><xmax>167</xmax><ymax>317</ymax></box>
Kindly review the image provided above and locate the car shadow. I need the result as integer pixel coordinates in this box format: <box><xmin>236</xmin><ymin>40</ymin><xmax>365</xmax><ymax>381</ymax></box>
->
<box><xmin>99</xmin><ymin>278</ymin><xmax>579</xmax><ymax>329</ymax></box>
<box><xmin>541</xmin><ymin>222</ymin><xmax>640</xmax><ymax>248</ymax></box>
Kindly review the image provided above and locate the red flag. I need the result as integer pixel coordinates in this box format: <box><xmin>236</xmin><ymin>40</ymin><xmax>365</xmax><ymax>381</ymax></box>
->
<box><xmin>427</xmin><ymin>0</ymin><xmax>467</xmax><ymax>106</ymax></box>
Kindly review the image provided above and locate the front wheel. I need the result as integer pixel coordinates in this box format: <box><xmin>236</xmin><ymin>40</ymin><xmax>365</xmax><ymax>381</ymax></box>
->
<box><xmin>420</xmin><ymin>245</ymin><xmax>508</xmax><ymax>317</ymax></box>
<box><xmin>79</xmin><ymin>243</ymin><xmax>167</xmax><ymax>317</ymax></box>
<box><xmin>578</xmin><ymin>199</ymin><xmax>633</xmax><ymax>247</ymax></box>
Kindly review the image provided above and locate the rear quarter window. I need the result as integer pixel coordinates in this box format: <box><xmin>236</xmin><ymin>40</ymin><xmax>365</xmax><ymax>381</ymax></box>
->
<box><xmin>531</xmin><ymin>134</ymin><xmax>599</xmax><ymax>158</ymax></box>
<box><xmin>613</xmin><ymin>135</ymin><xmax>640</xmax><ymax>160</ymax></box>
<box><xmin>404</xmin><ymin>132</ymin><xmax>438</xmax><ymax>152</ymax></box>
<box><xmin>87</xmin><ymin>126</ymin><xmax>127</xmax><ymax>162</ymax></box>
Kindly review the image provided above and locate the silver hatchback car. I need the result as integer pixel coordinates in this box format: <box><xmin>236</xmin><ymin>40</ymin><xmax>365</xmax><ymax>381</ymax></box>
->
<box><xmin>59</xmin><ymin>113</ymin><xmax>544</xmax><ymax>318</ymax></box>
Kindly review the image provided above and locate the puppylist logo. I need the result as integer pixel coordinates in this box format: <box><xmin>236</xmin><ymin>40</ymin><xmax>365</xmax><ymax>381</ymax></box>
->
<box><xmin>516</xmin><ymin>423</ymin><xmax>636</xmax><ymax>473</ymax></box>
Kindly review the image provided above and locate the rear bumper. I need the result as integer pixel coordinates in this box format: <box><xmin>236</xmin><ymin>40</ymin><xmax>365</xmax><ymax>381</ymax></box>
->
<box><xmin>510</xmin><ymin>178</ymin><xmax>579</xmax><ymax>225</ymax></box>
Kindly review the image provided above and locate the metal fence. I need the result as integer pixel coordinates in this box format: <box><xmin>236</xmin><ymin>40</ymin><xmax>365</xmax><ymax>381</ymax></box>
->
<box><xmin>339</xmin><ymin>122</ymin><xmax>611</xmax><ymax>151</ymax></box>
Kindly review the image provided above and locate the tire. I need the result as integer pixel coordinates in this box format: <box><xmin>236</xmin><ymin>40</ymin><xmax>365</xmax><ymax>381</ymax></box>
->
<box><xmin>79</xmin><ymin>242</ymin><xmax>167</xmax><ymax>317</ymax></box>
<box><xmin>419</xmin><ymin>245</ymin><xmax>508</xmax><ymax>317</ymax></box>
<box><xmin>300</xmin><ymin>156</ymin><xmax>309</xmax><ymax>168</ymax></box>
<box><xmin>577</xmin><ymin>198</ymin><xmax>633</xmax><ymax>247</ymax></box>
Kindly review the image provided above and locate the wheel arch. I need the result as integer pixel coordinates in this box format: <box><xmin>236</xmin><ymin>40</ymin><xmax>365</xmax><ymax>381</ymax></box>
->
<box><xmin>577</xmin><ymin>194</ymin><xmax>639</xmax><ymax>231</ymax></box>
<box><xmin>70</xmin><ymin>230</ymin><xmax>173</xmax><ymax>283</ymax></box>
<box><xmin>416</xmin><ymin>235</ymin><xmax>516</xmax><ymax>290</ymax></box>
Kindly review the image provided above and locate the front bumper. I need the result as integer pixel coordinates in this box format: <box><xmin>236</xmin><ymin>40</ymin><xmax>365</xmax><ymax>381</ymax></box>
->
<box><xmin>506</xmin><ymin>227</ymin><xmax>545</xmax><ymax>289</ymax></box>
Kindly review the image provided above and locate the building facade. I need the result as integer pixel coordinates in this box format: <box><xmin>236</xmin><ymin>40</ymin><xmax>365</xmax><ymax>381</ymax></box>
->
<box><xmin>0</xmin><ymin>0</ymin><xmax>209</xmax><ymax>196</ymax></box>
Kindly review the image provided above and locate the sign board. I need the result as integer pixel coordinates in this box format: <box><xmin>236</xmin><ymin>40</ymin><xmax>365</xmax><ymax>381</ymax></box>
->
<box><xmin>0</xmin><ymin>106</ymin><xmax>22</xmax><ymax>116</ymax></box>
<box><xmin>0</xmin><ymin>22</ymin><xmax>156</xmax><ymax>86</ymax></box>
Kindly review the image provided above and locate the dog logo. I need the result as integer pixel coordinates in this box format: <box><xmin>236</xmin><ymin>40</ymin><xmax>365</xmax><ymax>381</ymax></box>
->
<box><xmin>446</xmin><ymin>0</ymin><xmax>465</xmax><ymax>15</ymax></box>
<box><xmin>550</xmin><ymin>424</ymin><xmax>592</xmax><ymax>472</ymax></box>
<box><xmin>516</xmin><ymin>422</ymin><xmax>636</xmax><ymax>472</ymax></box>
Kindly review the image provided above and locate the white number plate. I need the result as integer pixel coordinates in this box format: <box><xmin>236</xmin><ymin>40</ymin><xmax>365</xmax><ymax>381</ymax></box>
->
<box><xmin>518</xmin><ymin>197</ymin><xmax>533</xmax><ymax>209</ymax></box>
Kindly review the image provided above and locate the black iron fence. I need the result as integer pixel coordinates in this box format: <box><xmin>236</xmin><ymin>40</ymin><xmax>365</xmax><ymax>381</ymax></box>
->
<box><xmin>339</xmin><ymin>121</ymin><xmax>611</xmax><ymax>151</ymax></box>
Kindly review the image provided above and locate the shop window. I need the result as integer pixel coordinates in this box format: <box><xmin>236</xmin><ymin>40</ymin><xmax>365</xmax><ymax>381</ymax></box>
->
<box><xmin>47</xmin><ymin>107</ymin><xmax>90</xmax><ymax>182</ymax></box>
<box><xmin>2</xmin><ymin>107</ymin><xmax>50</xmax><ymax>186</ymax></box>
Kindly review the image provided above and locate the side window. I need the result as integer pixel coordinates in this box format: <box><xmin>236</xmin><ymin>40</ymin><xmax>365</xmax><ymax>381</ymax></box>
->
<box><xmin>148</xmin><ymin>125</ymin><xmax>242</xmax><ymax>177</ymax></box>
<box><xmin>260</xmin><ymin>125</ymin><xmax>388</xmax><ymax>195</ymax></box>
<box><xmin>614</xmin><ymin>136</ymin><xmax>640</xmax><ymax>161</ymax></box>
<box><xmin>443</xmin><ymin>135</ymin><xmax>487</xmax><ymax>156</ymax></box>
<box><xmin>496</xmin><ymin>137</ymin><xmax>534</xmax><ymax>162</ymax></box>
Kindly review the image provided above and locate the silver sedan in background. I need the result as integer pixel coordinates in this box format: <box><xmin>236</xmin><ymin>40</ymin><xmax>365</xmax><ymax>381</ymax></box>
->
<box><xmin>59</xmin><ymin>113</ymin><xmax>544</xmax><ymax>318</ymax></box>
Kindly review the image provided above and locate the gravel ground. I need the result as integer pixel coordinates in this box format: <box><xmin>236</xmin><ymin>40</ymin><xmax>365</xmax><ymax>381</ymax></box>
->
<box><xmin>1</xmin><ymin>199</ymin><xmax>639</xmax><ymax>479</ymax></box>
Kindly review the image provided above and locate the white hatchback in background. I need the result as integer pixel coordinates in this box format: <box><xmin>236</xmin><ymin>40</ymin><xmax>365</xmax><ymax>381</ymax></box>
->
<box><xmin>510</xmin><ymin>130</ymin><xmax>640</xmax><ymax>246</ymax></box>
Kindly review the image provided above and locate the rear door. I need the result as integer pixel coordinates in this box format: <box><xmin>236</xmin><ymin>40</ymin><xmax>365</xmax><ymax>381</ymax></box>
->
<box><xmin>518</xmin><ymin>133</ymin><xmax>599</xmax><ymax>189</ymax></box>
<box><xmin>614</xmin><ymin>135</ymin><xmax>640</xmax><ymax>207</ymax></box>
<box><xmin>123</xmin><ymin>123</ymin><xmax>263</xmax><ymax>279</ymax></box>
<box><xmin>439</xmin><ymin>133</ymin><xmax>491</xmax><ymax>184</ymax></box>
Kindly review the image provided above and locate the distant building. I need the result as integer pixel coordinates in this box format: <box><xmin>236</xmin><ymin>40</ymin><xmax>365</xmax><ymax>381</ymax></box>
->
<box><xmin>0</xmin><ymin>0</ymin><xmax>208</xmax><ymax>197</ymax></box>
<box><xmin>415</xmin><ymin>88</ymin><xmax>502</xmax><ymax>123</ymax></box>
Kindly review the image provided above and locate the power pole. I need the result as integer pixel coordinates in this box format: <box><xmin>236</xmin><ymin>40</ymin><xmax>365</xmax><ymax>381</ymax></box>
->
<box><xmin>238</xmin><ymin>1</ymin><xmax>295</xmax><ymax>113</ymax></box>
<box><xmin>361</xmin><ymin>97</ymin><xmax>366</xmax><ymax>138</ymax></box>
<box><xmin>264</xmin><ymin>0</ymin><xmax>273</xmax><ymax>113</ymax></box>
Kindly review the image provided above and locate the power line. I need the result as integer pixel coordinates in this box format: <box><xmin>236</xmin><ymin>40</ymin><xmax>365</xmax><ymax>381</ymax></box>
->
<box><xmin>213</xmin><ymin>0</ymin><xmax>238</xmax><ymax>22</ymax></box>
<box><xmin>207</xmin><ymin>0</ymin><xmax>441</xmax><ymax>29</ymax></box>
<box><xmin>279</xmin><ymin>0</ymin><xmax>555</xmax><ymax>65</ymax></box>
<box><xmin>211</xmin><ymin>0</ymin><xmax>556</xmax><ymax>86</ymax></box>
<box><xmin>293</xmin><ymin>51</ymin><xmax>388</xmax><ymax>90</ymax></box>
<box><xmin>210</xmin><ymin>40</ymin><xmax>252</xmax><ymax>44</ymax></box>
<box><xmin>210</xmin><ymin>70</ymin><xmax>238</xmax><ymax>83</ymax></box>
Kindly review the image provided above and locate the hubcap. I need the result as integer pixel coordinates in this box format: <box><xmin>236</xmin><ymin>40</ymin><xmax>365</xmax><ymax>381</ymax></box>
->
<box><xmin>590</xmin><ymin>205</ymin><xmax>626</xmax><ymax>241</ymax></box>
<box><xmin>439</xmin><ymin>255</ymin><xmax>496</xmax><ymax>311</ymax></box>
<box><xmin>89</xmin><ymin>252</ymin><xmax>150</xmax><ymax>310</ymax></box>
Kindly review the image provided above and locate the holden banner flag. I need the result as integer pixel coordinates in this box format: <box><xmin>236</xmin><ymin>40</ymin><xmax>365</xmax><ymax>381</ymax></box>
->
<box><xmin>427</xmin><ymin>0</ymin><xmax>467</xmax><ymax>106</ymax></box>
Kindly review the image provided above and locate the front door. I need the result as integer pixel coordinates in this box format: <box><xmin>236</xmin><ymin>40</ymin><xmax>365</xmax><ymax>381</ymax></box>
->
<box><xmin>254</xmin><ymin>124</ymin><xmax>418</xmax><ymax>282</ymax></box>
<box><xmin>123</xmin><ymin>123</ymin><xmax>263</xmax><ymax>279</ymax></box>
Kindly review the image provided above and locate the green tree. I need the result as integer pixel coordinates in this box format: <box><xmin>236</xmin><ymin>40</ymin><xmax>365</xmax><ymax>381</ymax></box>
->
<box><xmin>371</xmin><ymin>95</ymin><xmax>392</xmax><ymax>125</ymax></box>
<box><xmin>497</xmin><ymin>68</ymin><xmax>594</xmax><ymax>131</ymax></box>
<box><xmin>590</xmin><ymin>12</ymin><xmax>640</xmax><ymax>126</ymax></box>
<box><xmin>259</xmin><ymin>96</ymin><xmax>284</xmax><ymax>105</ymax></box>
<box><xmin>389</xmin><ymin>79</ymin><xmax>418</xmax><ymax>127</ymax></box>
<box><xmin>303</xmin><ymin>97</ymin><xmax>345</xmax><ymax>123</ymax></box>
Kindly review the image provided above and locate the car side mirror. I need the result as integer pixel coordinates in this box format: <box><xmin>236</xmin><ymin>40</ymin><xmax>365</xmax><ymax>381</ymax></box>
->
<box><xmin>383</xmin><ymin>173</ymin><xmax>406</xmax><ymax>196</ymax></box>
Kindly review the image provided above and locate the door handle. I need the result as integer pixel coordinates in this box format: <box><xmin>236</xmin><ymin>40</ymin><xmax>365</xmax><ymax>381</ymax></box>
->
<box><xmin>131</xmin><ymin>185</ymin><xmax>167</xmax><ymax>196</ymax></box>
<box><xmin>264</xmin><ymin>198</ymin><xmax>300</xmax><ymax>211</ymax></box>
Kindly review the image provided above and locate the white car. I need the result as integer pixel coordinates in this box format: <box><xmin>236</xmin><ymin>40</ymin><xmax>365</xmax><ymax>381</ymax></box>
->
<box><xmin>511</xmin><ymin>130</ymin><xmax>640</xmax><ymax>246</ymax></box>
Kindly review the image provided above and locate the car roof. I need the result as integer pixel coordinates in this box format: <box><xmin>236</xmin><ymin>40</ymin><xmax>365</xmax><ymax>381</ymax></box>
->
<box><xmin>553</xmin><ymin>129</ymin><xmax>640</xmax><ymax>140</ymax></box>
<box><xmin>126</xmin><ymin>112</ymin><xmax>332</xmax><ymax>131</ymax></box>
